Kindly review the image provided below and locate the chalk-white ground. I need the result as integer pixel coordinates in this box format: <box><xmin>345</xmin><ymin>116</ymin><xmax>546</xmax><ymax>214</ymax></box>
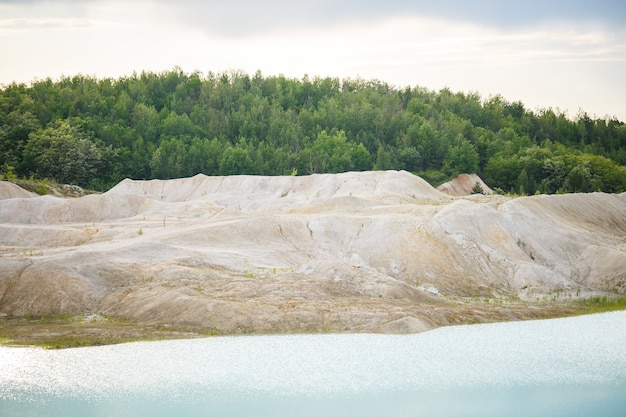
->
<box><xmin>1</xmin><ymin>171</ymin><xmax>625</xmax><ymax>334</ymax></box>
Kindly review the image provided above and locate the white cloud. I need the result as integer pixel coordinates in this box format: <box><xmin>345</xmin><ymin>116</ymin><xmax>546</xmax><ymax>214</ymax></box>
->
<box><xmin>0</xmin><ymin>17</ymin><xmax>92</xmax><ymax>33</ymax></box>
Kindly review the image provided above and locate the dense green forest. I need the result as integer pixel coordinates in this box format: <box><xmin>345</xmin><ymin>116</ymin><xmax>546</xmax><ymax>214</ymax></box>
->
<box><xmin>1</xmin><ymin>68</ymin><xmax>625</xmax><ymax>194</ymax></box>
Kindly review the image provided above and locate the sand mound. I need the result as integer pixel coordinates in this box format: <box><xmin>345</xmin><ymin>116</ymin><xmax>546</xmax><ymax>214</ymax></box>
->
<box><xmin>374</xmin><ymin>316</ymin><xmax>435</xmax><ymax>334</ymax></box>
<box><xmin>1</xmin><ymin>171</ymin><xmax>625</xmax><ymax>336</ymax></box>
<box><xmin>108</xmin><ymin>170</ymin><xmax>445</xmax><ymax>202</ymax></box>
<box><xmin>0</xmin><ymin>171</ymin><xmax>446</xmax><ymax>224</ymax></box>
<box><xmin>0</xmin><ymin>193</ymin><xmax>157</xmax><ymax>224</ymax></box>
<box><xmin>437</xmin><ymin>173</ymin><xmax>493</xmax><ymax>196</ymax></box>
<box><xmin>0</xmin><ymin>182</ymin><xmax>37</xmax><ymax>200</ymax></box>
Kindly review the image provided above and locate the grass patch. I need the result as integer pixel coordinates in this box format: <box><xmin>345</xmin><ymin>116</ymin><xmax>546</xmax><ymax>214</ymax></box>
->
<box><xmin>0</xmin><ymin>315</ymin><xmax>203</xmax><ymax>349</ymax></box>
<box><xmin>39</xmin><ymin>336</ymin><xmax>138</xmax><ymax>349</ymax></box>
<box><xmin>573</xmin><ymin>295</ymin><xmax>626</xmax><ymax>314</ymax></box>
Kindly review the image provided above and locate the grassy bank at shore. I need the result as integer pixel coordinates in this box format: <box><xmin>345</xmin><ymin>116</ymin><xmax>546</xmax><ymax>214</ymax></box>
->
<box><xmin>2</xmin><ymin>298</ymin><xmax>625</xmax><ymax>349</ymax></box>
<box><xmin>0</xmin><ymin>315</ymin><xmax>204</xmax><ymax>349</ymax></box>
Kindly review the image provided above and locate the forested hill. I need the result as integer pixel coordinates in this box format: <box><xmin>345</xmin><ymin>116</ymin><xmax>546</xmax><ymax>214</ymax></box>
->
<box><xmin>1</xmin><ymin>69</ymin><xmax>625</xmax><ymax>193</ymax></box>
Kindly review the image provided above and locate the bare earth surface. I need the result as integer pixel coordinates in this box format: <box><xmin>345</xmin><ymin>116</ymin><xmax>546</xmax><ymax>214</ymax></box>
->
<box><xmin>1</xmin><ymin>171</ymin><xmax>625</xmax><ymax>345</ymax></box>
<box><xmin>437</xmin><ymin>173</ymin><xmax>494</xmax><ymax>196</ymax></box>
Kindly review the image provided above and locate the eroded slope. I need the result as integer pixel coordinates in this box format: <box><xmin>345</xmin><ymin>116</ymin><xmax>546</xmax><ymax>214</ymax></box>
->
<box><xmin>1</xmin><ymin>171</ymin><xmax>625</xmax><ymax>337</ymax></box>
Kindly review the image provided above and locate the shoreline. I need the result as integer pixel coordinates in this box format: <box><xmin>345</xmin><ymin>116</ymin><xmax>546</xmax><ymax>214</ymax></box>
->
<box><xmin>2</xmin><ymin>300</ymin><xmax>622</xmax><ymax>349</ymax></box>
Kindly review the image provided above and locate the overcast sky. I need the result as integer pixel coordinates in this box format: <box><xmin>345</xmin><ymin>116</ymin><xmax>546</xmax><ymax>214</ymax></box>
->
<box><xmin>1</xmin><ymin>0</ymin><xmax>625</xmax><ymax>120</ymax></box>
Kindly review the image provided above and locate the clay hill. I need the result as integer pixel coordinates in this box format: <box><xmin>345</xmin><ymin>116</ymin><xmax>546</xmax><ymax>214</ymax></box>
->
<box><xmin>1</xmin><ymin>171</ymin><xmax>625</xmax><ymax>338</ymax></box>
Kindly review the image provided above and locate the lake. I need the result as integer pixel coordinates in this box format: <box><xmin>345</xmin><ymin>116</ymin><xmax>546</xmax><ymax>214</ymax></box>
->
<box><xmin>2</xmin><ymin>311</ymin><xmax>626</xmax><ymax>417</ymax></box>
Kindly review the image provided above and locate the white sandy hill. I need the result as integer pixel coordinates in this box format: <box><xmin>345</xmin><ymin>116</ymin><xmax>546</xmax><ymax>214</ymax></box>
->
<box><xmin>437</xmin><ymin>173</ymin><xmax>493</xmax><ymax>196</ymax></box>
<box><xmin>0</xmin><ymin>182</ymin><xmax>37</xmax><ymax>200</ymax></box>
<box><xmin>0</xmin><ymin>171</ymin><xmax>625</xmax><ymax>334</ymax></box>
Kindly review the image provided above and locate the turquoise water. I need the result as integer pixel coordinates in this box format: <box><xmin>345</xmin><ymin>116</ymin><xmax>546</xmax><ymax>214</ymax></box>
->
<box><xmin>2</xmin><ymin>311</ymin><xmax>626</xmax><ymax>416</ymax></box>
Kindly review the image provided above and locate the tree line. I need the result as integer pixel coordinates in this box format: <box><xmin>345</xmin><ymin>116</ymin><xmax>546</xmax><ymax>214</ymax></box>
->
<box><xmin>1</xmin><ymin>68</ymin><xmax>625</xmax><ymax>193</ymax></box>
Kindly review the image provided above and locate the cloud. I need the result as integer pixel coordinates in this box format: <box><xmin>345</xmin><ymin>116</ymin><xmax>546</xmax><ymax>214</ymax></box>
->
<box><xmin>397</xmin><ymin>0</ymin><xmax>626</xmax><ymax>29</ymax></box>
<box><xmin>0</xmin><ymin>17</ymin><xmax>92</xmax><ymax>33</ymax></box>
<box><xmin>148</xmin><ymin>0</ymin><xmax>626</xmax><ymax>37</ymax></box>
<box><xmin>4</xmin><ymin>0</ymin><xmax>624</xmax><ymax>37</ymax></box>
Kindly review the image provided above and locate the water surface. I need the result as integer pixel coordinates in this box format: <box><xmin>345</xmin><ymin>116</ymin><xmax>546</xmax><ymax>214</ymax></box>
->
<box><xmin>2</xmin><ymin>312</ymin><xmax>626</xmax><ymax>416</ymax></box>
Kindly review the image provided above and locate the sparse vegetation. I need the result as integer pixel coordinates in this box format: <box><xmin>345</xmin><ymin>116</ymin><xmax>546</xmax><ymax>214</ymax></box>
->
<box><xmin>1</xmin><ymin>169</ymin><xmax>95</xmax><ymax>197</ymax></box>
<box><xmin>574</xmin><ymin>295</ymin><xmax>626</xmax><ymax>314</ymax></box>
<box><xmin>0</xmin><ymin>315</ymin><xmax>202</xmax><ymax>349</ymax></box>
<box><xmin>471</xmin><ymin>181</ymin><xmax>484</xmax><ymax>194</ymax></box>
<box><xmin>1</xmin><ymin>295</ymin><xmax>624</xmax><ymax>348</ymax></box>
<box><xmin>205</xmin><ymin>325</ymin><xmax>221</xmax><ymax>336</ymax></box>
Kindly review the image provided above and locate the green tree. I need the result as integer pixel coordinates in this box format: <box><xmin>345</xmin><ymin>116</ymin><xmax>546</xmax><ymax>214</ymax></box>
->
<box><xmin>472</xmin><ymin>181</ymin><xmax>484</xmax><ymax>194</ymax></box>
<box><xmin>23</xmin><ymin>120</ymin><xmax>102</xmax><ymax>186</ymax></box>
<box><xmin>374</xmin><ymin>146</ymin><xmax>395</xmax><ymax>170</ymax></box>
<box><xmin>564</xmin><ymin>162</ymin><xmax>596</xmax><ymax>193</ymax></box>
<box><xmin>416</xmin><ymin>122</ymin><xmax>445</xmax><ymax>170</ymax></box>
<box><xmin>444</xmin><ymin>137</ymin><xmax>479</xmax><ymax>176</ymax></box>
<box><xmin>220</xmin><ymin>139</ymin><xmax>255</xmax><ymax>175</ymax></box>
<box><xmin>132</xmin><ymin>103</ymin><xmax>160</xmax><ymax>143</ymax></box>
<box><xmin>541</xmin><ymin>157</ymin><xmax>568</xmax><ymax>194</ymax></box>
<box><xmin>149</xmin><ymin>137</ymin><xmax>188</xmax><ymax>179</ymax></box>
<box><xmin>351</xmin><ymin>142</ymin><xmax>373</xmax><ymax>171</ymax></box>
<box><xmin>0</xmin><ymin>110</ymin><xmax>41</xmax><ymax>171</ymax></box>
<box><xmin>186</xmin><ymin>137</ymin><xmax>219</xmax><ymax>176</ymax></box>
<box><xmin>299</xmin><ymin>130</ymin><xmax>368</xmax><ymax>174</ymax></box>
<box><xmin>161</xmin><ymin>112</ymin><xmax>200</xmax><ymax>139</ymax></box>
<box><xmin>484</xmin><ymin>155</ymin><xmax>523</xmax><ymax>193</ymax></box>
<box><xmin>517</xmin><ymin>168</ymin><xmax>530</xmax><ymax>195</ymax></box>
<box><xmin>1</xmin><ymin>68</ymin><xmax>624</xmax><ymax>194</ymax></box>
<box><xmin>584</xmin><ymin>155</ymin><xmax>626</xmax><ymax>193</ymax></box>
<box><xmin>397</xmin><ymin>146</ymin><xmax>421</xmax><ymax>172</ymax></box>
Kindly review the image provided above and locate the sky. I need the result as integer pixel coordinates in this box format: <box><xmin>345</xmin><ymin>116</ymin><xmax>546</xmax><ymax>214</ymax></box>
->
<box><xmin>1</xmin><ymin>0</ymin><xmax>625</xmax><ymax>121</ymax></box>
